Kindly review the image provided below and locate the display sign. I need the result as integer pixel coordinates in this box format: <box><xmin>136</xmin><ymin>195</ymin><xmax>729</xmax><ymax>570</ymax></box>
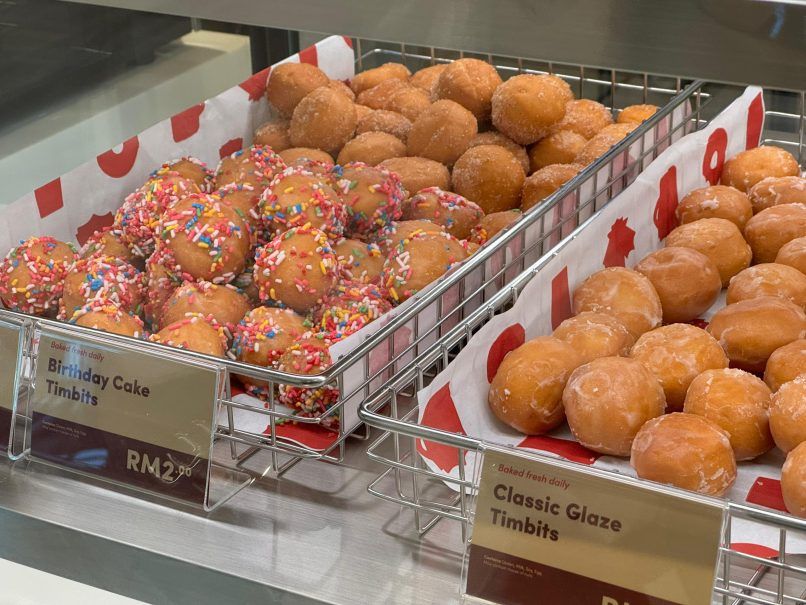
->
<box><xmin>465</xmin><ymin>447</ymin><xmax>725</xmax><ymax>605</ymax></box>
<box><xmin>30</xmin><ymin>330</ymin><xmax>220</xmax><ymax>505</ymax></box>
<box><xmin>0</xmin><ymin>318</ymin><xmax>24</xmax><ymax>455</ymax></box>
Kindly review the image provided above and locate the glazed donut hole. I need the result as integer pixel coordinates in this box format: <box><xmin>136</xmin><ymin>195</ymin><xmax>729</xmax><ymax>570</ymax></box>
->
<box><xmin>72</xmin><ymin>302</ymin><xmax>145</xmax><ymax>338</ymax></box>
<box><xmin>350</xmin><ymin>62</ymin><xmax>412</xmax><ymax>95</ymax></box>
<box><xmin>769</xmin><ymin>375</ymin><xmax>806</xmax><ymax>453</ymax></box>
<box><xmin>468</xmin><ymin>131</ymin><xmax>530</xmax><ymax>175</ymax></box>
<box><xmin>151</xmin><ymin>316</ymin><xmax>227</xmax><ymax>358</ymax></box>
<box><xmin>378</xmin><ymin>219</ymin><xmax>446</xmax><ymax>251</ymax></box>
<box><xmin>216</xmin><ymin>183</ymin><xmax>262</xmax><ymax>239</ymax></box>
<box><xmin>676</xmin><ymin>185</ymin><xmax>753</xmax><ymax>231</ymax></box>
<box><xmin>629</xmin><ymin>323</ymin><xmax>728</xmax><ymax>411</ymax></box>
<box><xmin>401</xmin><ymin>187</ymin><xmax>484</xmax><ymax>240</ymax></box>
<box><xmin>563</xmin><ymin>356</ymin><xmax>665</xmax><ymax>456</ymax></box>
<box><xmin>253</xmin><ymin>119</ymin><xmax>291</xmax><ymax>151</ymax></box>
<box><xmin>683</xmin><ymin>368</ymin><xmax>774</xmax><ymax>461</ymax></box>
<box><xmin>153</xmin><ymin>158</ymin><xmax>213</xmax><ymax>192</ymax></box>
<box><xmin>278</xmin><ymin>147</ymin><xmax>335</xmax><ymax>168</ymax></box>
<box><xmin>782</xmin><ymin>442</ymin><xmax>806</xmax><ymax>518</ymax></box>
<box><xmin>80</xmin><ymin>227</ymin><xmax>140</xmax><ymax>269</ymax></box>
<box><xmin>161</xmin><ymin>280</ymin><xmax>251</xmax><ymax>328</ymax></box>
<box><xmin>289</xmin><ymin>86</ymin><xmax>357</xmax><ymax>155</ymax></box>
<box><xmin>550</xmin><ymin>99</ymin><xmax>613</xmax><ymax>140</ymax></box>
<box><xmin>552</xmin><ymin>311</ymin><xmax>635</xmax><ymax>364</ymax></box>
<box><xmin>726</xmin><ymin>263</ymin><xmax>806</xmax><ymax>308</ymax></box>
<box><xmin>706</xmin><ymin>296</ymin><xmax>806</xmax><ymax>373</ymax></box>
<box><xmin>487</xmin><ymin>336</ymin><xmax>583</xmax><ymax>435</ymax></box>
<box><xmin>748</xmin><ymin>176</ymin><xmax>806</xmax><ymax>214</ymax></box>
<box><xmin>266</xmin><ymin>62</ymin><xmax>330</xmax><ymax>117</ymax></box>
<box><xmin>59</xmin><ymin>256</ymin><xmax>144</xmax><ymax>320</ymax></box>
<box><xmin>407</xmin><ymin>99</ymin><xmax>478</xmax><ymax>166</ymax></box>
<box><xmin>776</xmin><ymin>237</ymin><xmax>806</xmax><ymax>274</ymax></box>
<box><xmin>433</xmin><ymin>58</ymin><xmax>502</xmax><ymax>121</ymax></box>
<box><xmin>665</xmin><ymin>218</ymin><xmax>752</xmax><ymax>286</ymax></box>
<box><xmin>572</xmin><ymin>267</ymin><xmax>663</xmax><ymax>338</ymax></box>
<box><xmin>764</xmin><ymin>339</ymin><xmax>806</xmax><ymax>392</ymax></box>
<box><xmin>720</xmin><ymin>145</ymin><xmax>800</xmax><ymax>193</ymax></box>
<box><xmin>355</xmin><ymin>109</ymin><xmax>412</xmax><ymax>142</ymax></box>
<box><xmin>744</xmin><ymin>203</ymin><xmax>806</xmax><ymax>264</ymax></box>
<box><xmin>378</xmin><ymin>157</ymin><xmax>451</xmax><ymax>194</ymax></box>
<box><xmin>334</xmin><ymin>162</ymin><xmax>406</xmax><ymax>237</ymax></box>
<box><xmin>336</xmin><ymin>131</ymin><xmax>407</xmax><ymax>166</ymax></box>
<box><xmin>356</xmin><ymin>79</ymin><xmax>431</xmax><ymax>121</ymax></box>
<box><xmin>529</xmin><ymin>130</ymin><xmax>588</xmax><ymax>173</ymax></box>
<box><xmin>491</xmin><ymin>74</ymin><xmax>573</xmax><ymax>145</ymax></box>
<box><xmin>634</xmin><ymin>247</ymin><xmax>721</xmax><ymax>323</ymax></box>
<box><xmin>333</xmin><ymin>238</ymin><xmax>385</xmax><ymax>284</ymax></box>
<box><xmin>409</xmin><ymin>63</ymin><xmax>448</xmax><ymax>94</ymax></box>
<box><xmin>520</xmin><ymin>163</ymin><xmax>583</xmax><ymax>212</ymax></box>
<box><xmin>630</xmin><ymin>413</ymin><xmax>737</xmax><ymax>497</ymax></box>
<box><xmin>617</xmin><ymin>104</ymin><xmax>658</xmax><ymax>124</ymax></box>
<box><xmin>214</xmin><ymin>145</ymin><xmax>286</xmax><ymax>190</ymax></box>
<box><xmin>452</xmin><ymin>144</ymin><xmax>526</xmax><ymax>214</ymax></box>
<box><xmin>469</xmin><ymin>209</ymin><xmax>521</xmax><ymax>245</ymax></box>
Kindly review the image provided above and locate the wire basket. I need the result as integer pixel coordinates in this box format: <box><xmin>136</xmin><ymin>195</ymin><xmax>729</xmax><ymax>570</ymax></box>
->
<box><xmin>359</xmin><ymin>80</ymin><xmax>806</xmax><ymax>604</ymax></box>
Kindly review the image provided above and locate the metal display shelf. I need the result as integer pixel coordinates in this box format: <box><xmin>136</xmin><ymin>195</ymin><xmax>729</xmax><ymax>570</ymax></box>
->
<box><xmin>0</xmin><ymin>437</ymin><xmax>465</xmax><ymax>604</ymax></box>
<box><xmin>59</xmin><ymin>0</ymin><xmax>806</xmax><ymax>90</ymax></box>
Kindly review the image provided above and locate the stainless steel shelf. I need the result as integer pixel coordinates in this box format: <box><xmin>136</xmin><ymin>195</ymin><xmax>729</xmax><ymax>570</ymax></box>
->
<box><xmin>0</xmin><ymin>436</ymin><xmax>464</xmax><ymax>604</ymax></box>
<box><xmin>61</xmin><ymin>0</ymin><xmax>806</xmax><ymax>90</ymax></box>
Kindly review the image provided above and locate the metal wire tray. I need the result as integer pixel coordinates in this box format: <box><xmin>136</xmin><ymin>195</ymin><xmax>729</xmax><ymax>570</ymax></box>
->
<box><xmin>359</xmin><ymin>79</ymin><xmax>806</xmax><ymax>604</ymax></box>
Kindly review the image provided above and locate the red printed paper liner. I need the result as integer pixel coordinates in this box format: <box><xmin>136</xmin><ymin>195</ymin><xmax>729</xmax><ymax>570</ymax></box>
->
<box><xmin>415</xmin><ymin>87</ymin><xmax>805</xmax><ymax>551</ymax></box>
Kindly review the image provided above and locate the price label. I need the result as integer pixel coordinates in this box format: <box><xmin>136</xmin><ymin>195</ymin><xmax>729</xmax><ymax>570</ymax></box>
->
<box><xmin>0</xmin><ymin>318</ymin><xmax>24</xmax><ymax>454</ymax></box>
<box><xmin>465</xmin><ymin>447</ymin><xmax>724</xmax><ymax>605</ymax></box>
<box><xmin>30</xmin><ymin>329</ymin><xmax>220</xmax><ymax>505</ymax></box>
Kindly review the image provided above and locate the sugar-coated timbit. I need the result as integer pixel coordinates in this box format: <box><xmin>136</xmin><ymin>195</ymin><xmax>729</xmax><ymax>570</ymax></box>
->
<box><xmin>333</xmin><ymin>162</ymin><xmax>405</xmax><ymax>238</ymax></box>
<box><xmin>684</xmin><ymin>368</ymin><xmax>774</xmax><ymax>461</ymax></box>
<box><xmin>350</xmin><ymin>62</ymin><xmax>411</xmax><ymax>95</ymax></box>
<box><xmin>433</xmin><ymin>58</ymin><xmax>502</xmax><ymax>121</ymax></box>
<box><xmin>378</xmin><ymin>157</ymin><xmax>450</xmax><ymax>195</ymax></box>
<box><xmin>356</xmin><ymin>80</ymin><xmax>431</xmax><ymax>121</ymax></box>
<box><xmin>161</xmin><ymin>280</ymin><xmax>251</xmax><ymax>329</ymax></box>
<box><xmin>401</xmin><ymin>187</ymin><xmax>483</xmax><ymax>240</ymax></box>
<box><xmin>551</xmin><ymin>99</ymin><xmax>613</xmax><ymax>140</ymax></box>
<box><xmin>573</xmin><ymin>123</ymin><xmax>637</xmax><ymax>166</ymax></box>
<box><xmin>71</xmin><ymin>300</ymin><xmax>145</xmax><ymax>338</ymax></box>
<box><xmin>521</xmin><ymin>164</ymin><xmax>582</xmax><ymax>211</ymax></box>
<box><xmin>406</xmin><ymin>100</ymin><xmax>478</xmax><ymax>166</ymax></box>
<box><xmin>488</xmin><ymin>336</ymin><xmax>583</xmax><ymax>435</ymax></box>
<box><xmin>469</xmin><ymin>209</ymin><xmax>521</xmax><ymax>245</ymax></box>
<box><xmin>491</xmin><ymin>74</ymin><xmax>573</xmax><ymax>145</ymax></box>
<box><xmin>336</xmin><ymin>131</ymin><xmax>407</xmax><ymax>166</ymax></box>
<box><xmin>707</xmin><ymin>297</ymin><xmax>806</xmax><ymax>373</ymax></box>
<box><xmin>253</xmin><ymin>119</ymin><xmax>292</xmax><ymax>151</ymax></box>
<box><xmin>215</xmin><ymin>145</ymin><xmax>286</xmax><ymax>190</ymax></box>
<box><xmin>468</xmin><ymin>131</ymin><xmax>530</xmax><ymax>175</ymax></box>
<box><xmin>313</xmin><ymin>281</ymin><xmax>392</xmax><ymax>340</ymax></box>
<box><xmin>529</xmin><ymin>131</ymin><xmax>587</xmax><ymax>173</ymax></box>
<box><xmin>776</xmin><ymin>237</ymin><xmax>806</xmax><ymax>274</ymax></box>
<box><xmin>59</xmin><ymin>256</ymin><xmax>144</xmax><ymax>320</ymax></box>
<box><xmin>748</xmin><ymin>176</ymin><xmax>806</xmax><ymax>214</ymax></box>
<box><xmin>764</xmin><ymin>339</ymin><xmax>806</xmax><ymax>392</ymax></box>
<box><xmin>159</xmin><ymin>193</ymin><xmax>250</xmax><ymax>284</ymax></box>
<box><xmin>0</xmin><ymin>236</ymin><xmax>77</xmax><ymax>316</ymax></box>
<box><xmin>769</xmin><ymin>375</ymin><xmax>806</xmax><ymax>453</ymax></box>
<box><xmin>665</xmin><ymin>218</ymin><xmax>752</xmax><ymax>286</ymax></box>
<box><xmin>630</xmin><ymin>324</ymin><xmax>728</xmax><ymax>411</ymax></box>
<box><xmin>563</xmin><ymin>356</ymin><xmax>666</xmax><ymax>456</ymax></box>
<box><xmin>277</xmin><ymin>338</ymin><xmax>339</xmax><ymax>427</ymax></box>
<box><xmin>151</xmin><ymin>158</ymin><xmax>214</xmax><ymax>192</ymax></box>
<box><xmin>634</xmin><ymin>247</ymin><xmax>722</xmax><ymax>323</ymax></box>
<box><xmin>676</xmin><ymin>185</ymin><xmax>753</xmax><ymax>230</ymax></box>
<box><xmin>727</xmin><ymin>263</ymin><xmax>806</xmax><ymax>308</ymax></box>
<box><xmin>253</xmin><ymin>226</ymin><xmax>339</xmax><ymax>313</ymax></box>
<box><xmin>572</xmin><ymin>267</ymin><xmax>663</xmax><ymax>338</ymax></box>
<box><xmin>409</xmin><ymin>63</ymin><xmax>448</xmax><ymax>94</ymax></box>
<box><xmin>782</xmin><ymin>442</ymin><xmax>806</xmax><ymax>518</ymax></box>
<box><xmin>453</xmin><ymin>145</ymin><xmax>525</xmax><ymax>214</ymax></box>
<box><xmin>721</xmin><ymin>146</ymin><xmax>800</xmax><ymax>193</ymax></box>
<box><xmin>744</xmin><ymin>203</ymin><xmax>806</xmax><ymax>264</ymax></box>
<box><xmin>150</xmin><ymin>314</ymin><xmax>228</xmax><ymax>358</ymax></box>
<box><xmin>260</xmin><ymin>167</ymin><xmax>346</xmax><ymax>239</ymax></box>
<box><xmin>289</xmin><ymin>86</ymin><xmax>357</xmax><ymax>155</ymax></box>
<box><xmin>552</xmin><ymin>312</ymin><xmax>635</xmax><ymax>364</ymax></box>
<box><xmin>381</xmin><ymin>230</ymin><xmax>467</xmax><ymax>303</ymax></box>
<box><xmin>266</xmin><ymin>62</ymin><xmax>330</xmax><ymax>117</ymax></box>
<box><xmin>630</xmin><ymin>413</ymin><xmax>737</xmax><ymax>497</ymax></box>
<box><xmin>617</xmin><ymin>104</ymin><xmax>658</xmax><ymax>124</ymax></box>
<box><xmin>355</xmin><ymin>110</ymin><xmax>412</xmax><ymax>143</ymax></box>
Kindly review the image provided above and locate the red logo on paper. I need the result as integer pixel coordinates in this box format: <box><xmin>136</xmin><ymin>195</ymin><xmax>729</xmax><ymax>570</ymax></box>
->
<box><xmin>298</xmin><ymin>45</ymin><xmax>319</xmax><ymax>66</ymax></box>
<box><xmin>551</xmin><ymin>267</ymin><xmax>572</xmax><ymax>330</ymax></box>
<box><xmin>416</xmin><ymin>383</ymin><xmax>467</xmax><ymax>473</ymax></box>
<box><xmin>702</xmin><ymin>127</ymin><xmax>727</xmax><ymax>185</ymax></box>
<box><xmin>603</xmin><ymin>217</ymin><xmax>636</xmax><ymax>267</ymax></box>
<box><xmin>731</xmin><ymin>544</ymin><xmax>778</xmax><ymax>559</ymax></box>
<box><xmin>171</xmin><ymin>103</ymin><xmax>205</xmax><ymax>142</ymax></box>
<box><xmin>688</xmin><ymin>318</ymin><xmax>709</xmax><ymax>330</ymax></box>
<box><xmin>653</xmin><ymin>165</ymin><xmax>679</xmax><ymax>240</ymax></box>
<box><xmin>239</xmin><ymin>67</ymin><xmax>270</xmax><ymax>102</ymax></box>
<box><xmin>517</xmin><ymin>435</ymin><xmax>601</xmax><ymax>465</ymax></box>
<box><xmin>486</xmin><ymin>324</ymin><xmax>526</xmax><ymax>382</ymax></box>
<box><xmin>96</xmin><ymin>136</ymin><xmax>140</xmax><ymax>178</ymax></box>
<box><xmin>219</xmin><ymin>138</ymin><xmax>244</xmax><ymax>159</ymax></box>
<box><xmin>76</xmin><ymin>213</ymin><xmax>114</xmax><ymax>246</ymax></box>
<box><xmin>746</xmin><ymin>476</ymin><xmax>787</xmax><ymax>512</ymax></box>
<box><xmin>34</xmin><ymin>178</ymin><xmax>64</xmax><ymax>218</ymax></box>
<box><xmin>746</xmin><ymin>92</ymin><xmax>764</xmax><ymax>150</ymax></box>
